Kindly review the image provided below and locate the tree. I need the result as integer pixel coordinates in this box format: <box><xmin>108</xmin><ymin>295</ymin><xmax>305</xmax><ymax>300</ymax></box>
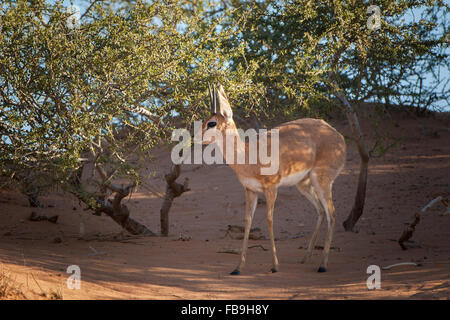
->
<box><xmin>0</xmin><ymin>0</ymin><xmax>258</xmax><ymax>234</ymax></box>
<box><xmin>223</xmin><ymin>0</ymin><xmax>448</xmax><ymax>231</ymax></box>
<box><xmin>2</xmin><ymin>0</ymin><xmax>447</xmax><ymax>234</ymax></box>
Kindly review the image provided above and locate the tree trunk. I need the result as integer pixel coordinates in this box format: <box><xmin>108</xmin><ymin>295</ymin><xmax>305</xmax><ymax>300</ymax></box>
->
<box><xmin>160</xmin><ymin>189</ymin><xmax>175</xmax><ymax>236</ymax></box>
<box><xmin>328</xmin><ymin>43</ymin><xmax>371</xmax><ymax>231</ymax></box>
<box><xmin>330</xmin><ymin>75</ymin><xmax>371</xmax><ymax>232</ymax></box>
<box><xmin>98</xmin><ymin>185</ymin><xmax>156</xmax><ymax>236</ymax></box>
<box><xmin>160</xmin><ymin>164</ymin><xmax>190</xmax><ymax>236</ymax></box>
<box><xmin>99</xmin><ymin>201</ymin><xmax>156</xmax><ymax>235</ymax></box>
<box><xmin>27</xmin><ymin>194</ymin><xmax>41</xmax><ymax>207</ymax></box>
<box><xmin>343</xmin><ymin>154</ymin><xmax>369</xmax><ymax>231</ymax></box>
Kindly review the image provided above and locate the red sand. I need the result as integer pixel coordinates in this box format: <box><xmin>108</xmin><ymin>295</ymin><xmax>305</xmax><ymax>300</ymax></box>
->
<box><xmin>0</xmin><ymin>115</ymin><xmax>449</xmax><ymax>299</ymax></box>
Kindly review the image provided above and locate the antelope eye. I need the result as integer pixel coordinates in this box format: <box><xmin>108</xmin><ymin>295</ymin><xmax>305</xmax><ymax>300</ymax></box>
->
<box><xmin>207</xmin><ymin>121</ymin><xmax>217</xmax><ymax>129</ymax></box>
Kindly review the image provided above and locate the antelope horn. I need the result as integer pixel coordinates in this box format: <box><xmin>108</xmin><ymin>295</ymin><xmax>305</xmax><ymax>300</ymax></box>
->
<box><xmin>208</xmin><ymin>82</ymin><xmax>217</xmax><ymax>115</ymax></box>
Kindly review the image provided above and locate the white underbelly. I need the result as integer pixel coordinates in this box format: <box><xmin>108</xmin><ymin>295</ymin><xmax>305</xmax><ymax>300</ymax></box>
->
<box><xmin>278</xmin><ymin>170</ymin><xmax>310</xmax><ymax>187</ymax></box>
<box><xmin>238</xmin><ymin>170</ymin><xmax>310</xmax><ymax>192</ymax></box>
<box><xmin>239</xmin><ymin>176</ymin><xmax>264</xmax><ymax>193</ymax></box>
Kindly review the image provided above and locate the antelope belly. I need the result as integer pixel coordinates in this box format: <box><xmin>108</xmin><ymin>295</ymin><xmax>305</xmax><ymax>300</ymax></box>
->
<box><xmin>278</xmin><ymin>170</ymin><xmax>310</xmax><ymax>187</ymax></box>
<box><xmin>239</xmin><ymin>176</ymin><xmax>264</xmax><ymax>193</ymax></box>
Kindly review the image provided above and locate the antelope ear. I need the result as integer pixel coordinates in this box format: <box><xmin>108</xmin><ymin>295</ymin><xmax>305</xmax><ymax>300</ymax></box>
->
<box><xmin>217</xmin><ymin>84</ymin><xmax>233</xmax><ymax>122</ymax></box>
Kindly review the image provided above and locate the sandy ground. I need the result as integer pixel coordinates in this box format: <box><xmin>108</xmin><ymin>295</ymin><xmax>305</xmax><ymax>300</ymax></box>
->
<box><xmin>0</xmin><ymin>113</ymin><xmax>449</xmax><ymax>299</ymax></box>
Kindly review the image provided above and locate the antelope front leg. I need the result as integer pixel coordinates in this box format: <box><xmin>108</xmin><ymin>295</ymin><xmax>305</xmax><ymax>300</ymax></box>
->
<box><xmin>264</xmin><ymin>187</ymin><xmax>279</xmax><ymax>273</ymax></box>
<box><xmin>231</xmin><ymin>188</ymin><xmax>258</xmax><ymax>275</ymax></box>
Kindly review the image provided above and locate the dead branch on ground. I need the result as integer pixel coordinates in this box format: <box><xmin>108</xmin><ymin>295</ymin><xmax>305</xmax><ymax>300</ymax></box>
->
<box><xmin>398</xmin><ymin>196</ymin><xmax>446</xmax><ymax>250</ymax></box>
<box><xmin>68</xmin><ymin>157</ymin><xmax>156</xmax><ymax>236</ymax></box>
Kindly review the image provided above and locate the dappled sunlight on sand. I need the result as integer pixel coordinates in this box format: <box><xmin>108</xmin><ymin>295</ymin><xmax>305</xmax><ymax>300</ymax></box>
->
<box><xmin>0</xmin><ymin>116</ymin><xmax>449</xmax><ymax>299</ymax></box>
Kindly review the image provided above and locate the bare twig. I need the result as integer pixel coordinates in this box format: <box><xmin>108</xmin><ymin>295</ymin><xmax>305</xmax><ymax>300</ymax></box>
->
<box><xmin>249</xmin><ymin>245</ymin><xmax>268</xmax><ymax>251</ymax></box>
<box><xmin>382</xmin><ymin>262</ymin><xmax>421</xmax><ymax>270</ymax></box>
<box><xmin>30</xmin><ymin>273</ymin><xmax>45</xmax><ymax>296</ymax></box>
<box><xmin>88</xmin><ymin>245</ymin><xmax>106</xmax><ymax>257</ymax></box>
<box><xmin>421</xmin><ymin>196</ymin><xmax>443</xmax><ymax>213</ymax></box>
<box><xmin>217</xmin><ymin>248</ymin><xmax>241</xmax><ymax>255</ymax></box>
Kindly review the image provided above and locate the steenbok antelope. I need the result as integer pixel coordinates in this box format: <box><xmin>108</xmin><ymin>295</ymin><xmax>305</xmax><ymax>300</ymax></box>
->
<box><xmin>197</xmin><ymin>84</ymin><xmax>346</xmax><ymax>274</ymax></box>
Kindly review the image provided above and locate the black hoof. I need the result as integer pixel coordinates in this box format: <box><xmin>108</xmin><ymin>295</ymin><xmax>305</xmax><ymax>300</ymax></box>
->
<box><xmin>230</xmin><ymin>269</ymin><xmax>240</xmax><ymax>275</ymax></box>
<box><xmin>271</xmin><ymin>268</ymin><xmax>278</xmax><ymax>273</ymax></box>
<box><xmin>317</xmin><ymin>267</ymin><xmax>327</xmax><ymax>273</ymax></box>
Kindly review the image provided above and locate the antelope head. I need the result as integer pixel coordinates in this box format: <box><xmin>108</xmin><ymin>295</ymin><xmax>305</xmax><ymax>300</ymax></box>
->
<box><xmin>196</xmin><ymin>84</ymin><xmax>236</xmax><ymax>145</ymax></box>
